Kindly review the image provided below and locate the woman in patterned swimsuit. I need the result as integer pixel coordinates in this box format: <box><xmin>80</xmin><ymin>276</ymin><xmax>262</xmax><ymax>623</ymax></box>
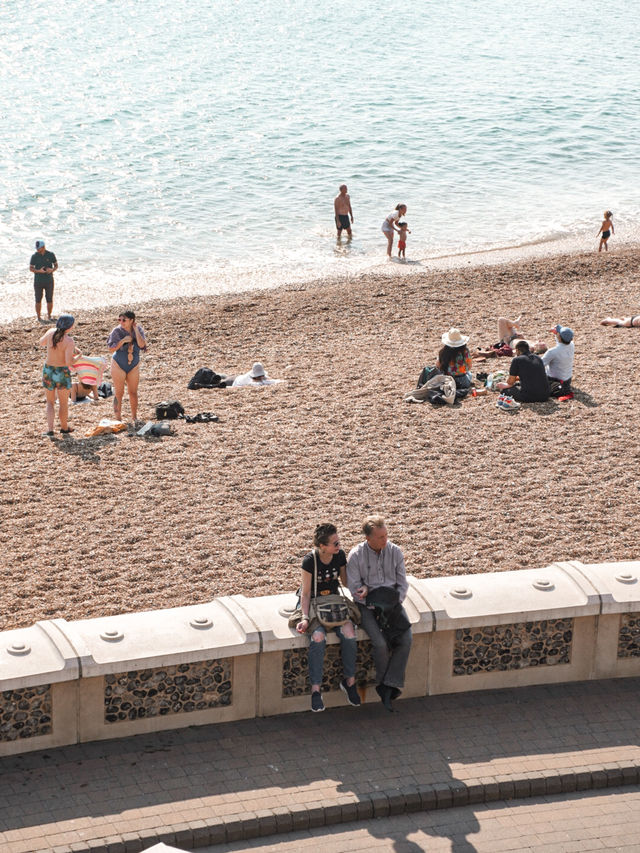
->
<box><xmin>39</xmin><ymin>314</ymin><xmax>76</xmax><ymax>437</ymax></box>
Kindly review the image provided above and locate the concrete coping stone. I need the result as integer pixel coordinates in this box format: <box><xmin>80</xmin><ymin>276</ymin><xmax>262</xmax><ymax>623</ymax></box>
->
<box><xmin>563</xmin><ymin>560</ymin><xmax>640</xmax><ymax>614</ymax></box>
<box><xmin>236</xmin><ymin>579</ymin><xmax>434</xmax><ymax>653</ymax></box>
<box><xmin>0</xmin><ymin>620</ymin><xmax>80</xmax><ymax>691</ymax></box>
<box><xmin>53</xmin><ymin>599</ymin><xmax>261</xmax><ymax>678</ymax></box>
<box><xmin>413</xmin><ymin>563</ymin><xmax>602</xmax><ymax>630</ymax></box>
<box><xmin>2</xmin><ymin>560</ymin><xmax>640</xmax><ymax>691</ymax></box>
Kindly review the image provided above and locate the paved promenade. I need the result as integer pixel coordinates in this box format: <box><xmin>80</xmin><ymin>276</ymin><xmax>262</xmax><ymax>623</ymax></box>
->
<box><xmin>1</xmin><ymin>678</ymin><xmax>639</xmax><ymax>853</ymax></box>
<box><xmin>212</xmin><ymin>786</ymin><xmax>640</xmax><ymax>852</ymax></box>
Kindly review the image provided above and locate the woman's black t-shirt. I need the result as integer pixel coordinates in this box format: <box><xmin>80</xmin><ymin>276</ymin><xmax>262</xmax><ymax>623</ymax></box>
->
<box><xmin>302</xmin><ymin>549</ymin><xmax>346</xmax><ymax>597</ymax></box>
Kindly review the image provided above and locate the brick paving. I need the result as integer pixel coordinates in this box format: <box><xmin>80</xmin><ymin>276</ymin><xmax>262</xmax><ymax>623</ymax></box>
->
<box><xmin>213</xmin><ymin>786</ymin><xmax>640</xmax><ymax>852</ymax></box>
<box><xmin>0</xmin><ymin>678</ymin><xmax>639</xmax><ymax>852</ymax></box>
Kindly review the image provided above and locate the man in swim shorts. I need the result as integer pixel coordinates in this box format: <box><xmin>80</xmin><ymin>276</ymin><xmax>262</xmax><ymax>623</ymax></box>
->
<box><xmin>334</xmin><ymin>184</ymin><xmax>354</xmax><ymax>238</ymax></box>
<box><xmin>30</xmin><ymin>239</ymin><xmax>58</xmax><ymax>322</ymax></box>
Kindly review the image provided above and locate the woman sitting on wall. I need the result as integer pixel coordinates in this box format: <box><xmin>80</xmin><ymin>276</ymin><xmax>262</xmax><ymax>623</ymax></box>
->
<box><xmin>296</xmin><ymin>524</ymin><xmax>361</xmax><ymax>713</ymax></box>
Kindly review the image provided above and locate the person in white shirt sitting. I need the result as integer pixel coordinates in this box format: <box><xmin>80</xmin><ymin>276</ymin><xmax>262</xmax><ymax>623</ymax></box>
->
<box><xmin>542</xmin><ymin>324</ymin><xmax>574</xmax><ymax>392</ymax></box>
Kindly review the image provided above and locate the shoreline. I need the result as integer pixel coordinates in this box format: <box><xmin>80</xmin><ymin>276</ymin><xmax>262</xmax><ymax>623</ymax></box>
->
<box><xmin>2</xmin><ymin>246</ymin><xmax>640</xmax><ymax>631</ymax></box>
<box><xmin>3</xmin><ymin>236</ymin><xmax>638</xmax><ymax>328</ymax></box>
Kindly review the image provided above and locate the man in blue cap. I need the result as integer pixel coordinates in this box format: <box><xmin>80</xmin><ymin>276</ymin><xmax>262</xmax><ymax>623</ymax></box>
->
<box><xmin>542</xmin><ymin>324</ymin><xmax>574</xmax><ymax>393</ymax></box>
<box><xmin>29</xmin><ymin>239</ymin><xmax>58</xmax><ymax>322</ymax></box>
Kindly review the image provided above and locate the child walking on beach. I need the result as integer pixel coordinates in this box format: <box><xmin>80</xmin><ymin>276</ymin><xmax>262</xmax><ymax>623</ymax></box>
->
<box><xmin>397</xmin><ymin>221</ymin><xmax>411</xmax><ymax>260</ymax></box>
<box><xmin>597</xmin><ymin>211</ymin><xmax>614</xmax><ymax>252</ymax></box>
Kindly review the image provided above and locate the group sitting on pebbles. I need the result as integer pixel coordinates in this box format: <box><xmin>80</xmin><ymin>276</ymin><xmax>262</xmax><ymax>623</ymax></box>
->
<box><xmin>406</xmin><ymin>318</ymin><xmax>576</xmax><ymax>410</ymax></box>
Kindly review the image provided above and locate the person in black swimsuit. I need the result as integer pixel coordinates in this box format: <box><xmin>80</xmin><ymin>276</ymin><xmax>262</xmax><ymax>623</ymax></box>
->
<box><xmin>597</xmin><ymin>211</ymin><xmax>614</xmax><ymax>252</ymax></box>
<box><xmin>600</xmin><ymin>314</ymin><xmax>640</xmax><ymax>328</ymax></box>
<box><xmin>334</xmin><ymin>184</ymin><xmax>354</xmax><ymax>239</ymax></box>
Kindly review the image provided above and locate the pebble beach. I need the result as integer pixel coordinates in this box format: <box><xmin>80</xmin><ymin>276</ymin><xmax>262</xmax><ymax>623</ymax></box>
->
<box><xmin>2</xmin><ymin>247</ymin><xmax>639</xmax><ymax>632</ymax></box>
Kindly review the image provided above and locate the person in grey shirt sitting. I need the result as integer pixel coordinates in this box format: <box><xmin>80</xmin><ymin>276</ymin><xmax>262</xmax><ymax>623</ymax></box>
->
<box><xmin>347</xmin><ymin>515</ymin><xmax>412</xmax><ymax>711</ymax></box>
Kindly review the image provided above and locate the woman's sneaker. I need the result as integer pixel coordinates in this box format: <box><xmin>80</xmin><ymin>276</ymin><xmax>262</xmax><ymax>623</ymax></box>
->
<box><xmin>311</xmin><ymin>691</ymin><xmax>325</xmax><ymax>712</ymax></box>
<box><xmin>340</xmin><ymin>679</ymin><xmax>361</xmax><ymax>706</ymax></box>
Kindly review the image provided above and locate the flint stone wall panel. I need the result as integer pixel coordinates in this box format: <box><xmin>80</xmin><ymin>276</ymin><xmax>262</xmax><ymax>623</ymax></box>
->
<box><xmin>282</xmin><ymin>640</ymin><xmax>376</xmax><ymax>697</ymax></box>
<box><xmin>453</xmin><ymin>618</ymin><xmax>573</xmax><ymax>675</ymax></box>
<box><xmin>617</xmin><ymin>613</ymin><xmax>640</xmax><ymax>658</ymax></box>
<box><xmin>1</xmin><ymin>684</ymin><xmax>52</xmax><ymax>741</ymax></box>
<box><xmin>104</xmin><ymin>658</ymin><xmax>232</xmax><ymax>723</ymax></box>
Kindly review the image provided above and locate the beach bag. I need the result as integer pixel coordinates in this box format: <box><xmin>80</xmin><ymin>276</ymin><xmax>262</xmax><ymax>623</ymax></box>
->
<box><xmin>155</xmin><ymin>400</ymin><xmax>185</xmax><ymax>420</ymax></box>
<box><xmin>417</xmin><ymin>366</ymin><xmax>441</xmax><ymax>389</ymax></box>
<box><xmin>365</xmin><ymin>587</ymin><xmax>411</xmax><ymax>648</ymax></box>
<box><xmin>97</xmin><ymin>381</ymin><xmax>113</xmax><ymax>398</ymax></box>
<box><xmin>282</xmin><ymin>551</ymin><xmax>360</xmax><ymax>629</ymax></box>
<box><xmin>187</xmin><ymin>367</ymin><xmax>223</xmax><ymax>390</ymax></box>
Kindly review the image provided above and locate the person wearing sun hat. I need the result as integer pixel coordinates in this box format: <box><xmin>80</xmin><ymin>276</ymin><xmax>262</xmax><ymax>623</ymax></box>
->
<box><xmin>541</xmin><ymin>324</ymin><xmax>574</xmax><ymax>392</ymax></box>
<box><xmin>435</xmin><ymin>327</ymin><xmax>474</xmax><ymax>389</ymax></box>
<box><xmin>232</xmin><ymin>362</ymin><xmax>282</xmax><ymax>387</ymax></box>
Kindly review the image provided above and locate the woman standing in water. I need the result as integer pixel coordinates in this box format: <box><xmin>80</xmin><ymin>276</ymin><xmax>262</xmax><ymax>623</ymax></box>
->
<box><xmin>381</xmin><ymin>203</ymin><xmax>407</xmax><ymax>258</ymax></box>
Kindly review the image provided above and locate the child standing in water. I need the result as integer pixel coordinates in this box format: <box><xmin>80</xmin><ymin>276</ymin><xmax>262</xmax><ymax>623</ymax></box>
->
<box><xmin>397</xmin><ymin>221</ymin><xmax>411</xmax><ymax>260</ymax></box>
<box><xmin>597</xmin><ymin>211</ymin><xmax>614</xmax><ymax>252</ymax></box>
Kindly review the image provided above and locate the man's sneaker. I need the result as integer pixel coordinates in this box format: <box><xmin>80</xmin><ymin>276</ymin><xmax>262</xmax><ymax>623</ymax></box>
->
<box><xmin>311</xmin><ymin>691</ymin><xmax>325</xmax><ymax>712</ymax></box>
<box><xmin>340</xmin><ymin>679</ymin><xmax>361</xmax><ymax>707</ymax></box>
<box><xmin>497</xmin><ymin>395</ymin><xmax>521</xmax><ymax>411</ymax></box>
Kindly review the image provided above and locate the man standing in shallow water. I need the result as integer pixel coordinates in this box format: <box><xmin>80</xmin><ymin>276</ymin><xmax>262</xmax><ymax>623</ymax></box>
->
<box><xmin>30</xmin><ymin>239</ymin><xmax>58</xmax><ymax>322</ymax></box>
<box><xmin>334</xmin><ymin>184</ymin><xmax>354</xmax><ymax>239</ymax></box>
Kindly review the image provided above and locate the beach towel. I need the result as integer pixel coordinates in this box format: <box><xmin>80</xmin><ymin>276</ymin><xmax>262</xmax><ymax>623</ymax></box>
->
<box><xmin>85</xmin><ymin>418</ymin><xmax>127</xmax><ymax>437</ymax></box>
<box><xmin>404</xmin><ymin>374</ymin><xmax>456</xmax><ymax>405</ymax></box>
<box><xmin>73</xmin><ymin>355</ymin><xmax>107</xmax><ymax>386</ymax></box>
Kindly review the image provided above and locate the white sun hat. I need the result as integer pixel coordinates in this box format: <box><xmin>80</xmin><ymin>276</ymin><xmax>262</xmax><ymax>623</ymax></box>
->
<box><xmin>441</xmin><ymin>328</ymin><xmax>470</xmax><ymax>348</ymax></box>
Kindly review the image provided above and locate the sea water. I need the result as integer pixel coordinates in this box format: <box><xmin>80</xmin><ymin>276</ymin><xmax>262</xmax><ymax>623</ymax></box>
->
<box><xmin>1</xmin><ymin>0</ymin><xmax>639</xmax><ymax>321</ymax></box>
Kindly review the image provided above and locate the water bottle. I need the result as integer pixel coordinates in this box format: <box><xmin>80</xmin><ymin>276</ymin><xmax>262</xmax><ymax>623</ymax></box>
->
<box><xmin>486</xmin><ymin>373</ymin><xmax>493</xmax><ymax>390</ymax></box>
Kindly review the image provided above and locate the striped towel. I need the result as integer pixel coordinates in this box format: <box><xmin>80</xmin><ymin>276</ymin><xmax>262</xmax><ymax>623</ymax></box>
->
<box><xmin>72</xmin><ymin>355</ymin><xmax>106</xmax><ymax>386</ymax></box>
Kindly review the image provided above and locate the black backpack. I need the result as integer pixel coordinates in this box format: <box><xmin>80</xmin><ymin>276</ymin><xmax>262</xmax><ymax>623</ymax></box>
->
<box><xmin>187</xmin><ymin>367</ymin><xmax>222</xmax><ymax>390</ymax></box>
<box><xmin>155</xmin><ymin>400</ymin><xmax>185</xmax><ymax>420</ymax></box>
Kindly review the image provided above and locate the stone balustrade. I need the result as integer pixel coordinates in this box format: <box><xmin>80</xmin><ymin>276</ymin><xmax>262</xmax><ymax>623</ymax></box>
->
<box><xmin>1</xmin><ymin>560</ymin><xmax>639</xmax><ymax>756</ymax></box>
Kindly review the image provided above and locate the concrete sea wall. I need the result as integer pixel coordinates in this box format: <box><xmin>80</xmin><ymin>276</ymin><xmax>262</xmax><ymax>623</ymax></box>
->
<box><xmin>1</xmin><ymin>560</ymin><xmax>639</xmax><ymax>756</ymax></box>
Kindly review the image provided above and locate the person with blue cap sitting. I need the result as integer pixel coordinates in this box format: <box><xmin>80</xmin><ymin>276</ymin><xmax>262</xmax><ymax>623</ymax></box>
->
<box><xmin>542</xmin><ymin>324</ymin><xmax>574</xmax><ymax>394</ymax></box>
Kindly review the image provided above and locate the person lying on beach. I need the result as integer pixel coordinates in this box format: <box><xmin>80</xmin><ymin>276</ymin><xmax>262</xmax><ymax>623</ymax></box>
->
<box><xmin>600</xmin><ymin>314</ymin><xmax>640</xmax><ymax>328</ymax></box>
<box><xmin>39</xmin><ymin>314</ymin><xmax>76</xmax><ymax>436</ymax></box>
<box><xmin>70</xmin><ymin>351</ymin><xmax>105</xmax><ymax>402</ymax></box>
<box><xmin>232</xmin><ymin>362</ymin><xmax>282</xmax><ymax>387</ymax></box>
<box><xmin>71</xmin><ymin>379</ymin><xmax>99</xmax><ymax>403</ymax></box>
<box><xmin>471</xmin><ymin>317</ymin><xmax>525</xmax><ymax>360</ymax></box>
<box><xmin>397</xmin><ymin>221</ymin><xmax>410</xmax><ymax>260</ymax></box>
<box><xmin>597</xmin><ymin>211</ymin><xmax>614</xmax><ymax>252</ymax></box>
